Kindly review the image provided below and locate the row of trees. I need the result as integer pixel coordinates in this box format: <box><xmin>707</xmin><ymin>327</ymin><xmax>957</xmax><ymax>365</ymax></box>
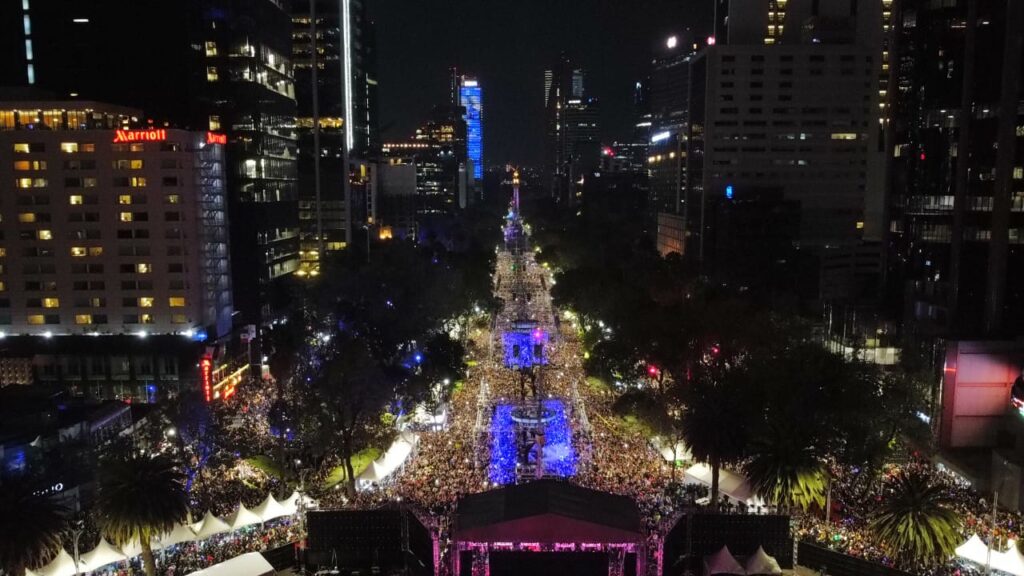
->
<box><xmin>526</xmin><ymin>194</ymin><xmax>957</xmax><ymax>566</ymax></box>
<box><xmin>265</xmin><ymin>206</ymin><xmax>502</xmax><ymax>494</ymax></box>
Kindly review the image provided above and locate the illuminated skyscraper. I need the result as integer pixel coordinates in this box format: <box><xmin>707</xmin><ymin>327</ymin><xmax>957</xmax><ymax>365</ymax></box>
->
<box><xmin>459</xmin><ymin>77</ymin><xmax>483</xmax><ymax>181</ymax></box>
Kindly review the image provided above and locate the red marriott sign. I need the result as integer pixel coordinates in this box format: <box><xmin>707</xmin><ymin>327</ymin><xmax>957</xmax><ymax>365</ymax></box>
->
<box><xmin>113</xmin><ymin>129</ymin><xmax>167</xmax><ymax>143</ymax></box>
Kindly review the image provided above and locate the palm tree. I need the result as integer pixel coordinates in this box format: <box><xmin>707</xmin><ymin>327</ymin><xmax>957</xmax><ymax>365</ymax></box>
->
<box><xmin>95</xmin><ymin>452</ymin><xmax>188</xmax><ymax>576</ymax></box>
<box><xmin>0</xmin><ymin>480</ymin><xmax>67</xmax><ymax>576</ymax></box>
<box><xmin>869</xmin><ymin>469</ymin><xmax>962</xmax><ymax>565</ymax></box>
<box><xmin>679</xmin><ymin>363</ymin><xmax>751</xmax><ymax>508</ymax></box>
<box><xmin>743</xmin><ymin>422</ymin><xmax>827</xmax><ymax>512</ymax></box>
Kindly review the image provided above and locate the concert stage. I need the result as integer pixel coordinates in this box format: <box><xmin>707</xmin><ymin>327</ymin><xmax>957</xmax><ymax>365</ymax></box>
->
<box><xmin>453</xmin><ymin>480</ymin><xmax>644</xmax><ymax>576</ymax></box>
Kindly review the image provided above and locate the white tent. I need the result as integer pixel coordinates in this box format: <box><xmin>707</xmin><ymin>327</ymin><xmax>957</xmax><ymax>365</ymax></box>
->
<box><xmin>703</xmin><ymin>546</ymin><xmax>746</xmax><ymax>576</ymax></box>
<box><xmin>186</xmin><ymin>551</ymin><xmax>275</xmax><ymax>576</ymax></box>
<box><xmin>994</xmin><ymin>540</ymin><xmax>1024</xmax><ymax>576</ymax></box>
<box><xmin>252</xmin><ymin>493</ymin><xmax>291</xmax><ymax>522</ymax></box>
<box><xmin>26</xmin><ymin>550</ymin><xmax>80</xmax><ymax>576</ymax></box>
<box><xmin>744</xmin><ymin>546</ymin><xmax>782</xmax><ymax>575</ymax></box>
<box><xmin>225</xmin><ymin>503</ymin><xmax>263</xmax><ymax>530</ymax></box>
<box><xmin>956</xmin><ymin>534</ymin><xmax>992</xmax><ymax>567</ymax></box>
<box><xmin>80</xmin><ymin>538</ymin><xmax>127</xmax><ymax>572</ymax></box>
<box><xmin>684</xmin><ymin>464</ymin><xmax>765</xmax><ymax>506</ymax></box>
<box><xmin>157</xmin><ymin>522</ymin><xmax>199</xmax><ymax>549</ymax></box>
<box><xmin>356</xmin><ymin>433</ymin><xmax>418</xmax><ymax>491</ymax></box>
<box><xmin>192</xmin><ymin>510</ymin><xmax>231</xmax><ymax>539</ymax></box>
<box><xmin>280</xmin><ymin>490</ymin><xmax>317</xmax><ymax>514</ymax></box>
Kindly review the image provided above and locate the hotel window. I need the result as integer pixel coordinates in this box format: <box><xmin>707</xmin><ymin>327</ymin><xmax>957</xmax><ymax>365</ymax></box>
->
<box><xmin>168</xmin><ymin>297</ymin><xmax>186</xmax><ymax>307</ymax></box>
<box><xmin>118</xmin><ymin>194</ymin><xmax>133</xmax><ymax>205</ymax></box>
<box><xmin>165</xmin><ymin>194</ymin><xmax>181</xmax><ymax>204</ymax></box>
<box><xmin>36</xmin><ymin>230</ymin><xmax>52</xmax><ymax>240</ymax></box>
<box><xmin>209</xmin><ymin>115</ymin><xmax>221</xmax><ymax>130</ymax></box>
<box><xmin>131</xmin><ymin>177</ymin><xmax>146</xmax><ymax>187</ymax></box>
<box><xmin>18</xmin><ymin>212</ymin><xmax>36</xmax><ymax>223</ymax></box>
<box><xmin>60</xmin><ymin>142</ymin><xmax>80</xmax><ymax>153</ymax></box>
<box><xmin>13</xmin><ymin>160</ymin><xmax>45</xmax><ymax>170</ymax></box>
<box><xmin>13</xmin><ymin>143</ymin><xmax>44</xmax><ymax>153</ymax></box>
<box><xmin>140</xmin><ymin>314</ymin><xmax>154</xmax><ymax>325</ymax></box>
<box><xmin>75</xmin><ymin>314</ymin><xmax>93</xmax><ymax>325</ymax></box>
<box><xmin>207</xmin><ymin>66</ymin><xmax>219</xmax><ymax>82</ymax></box>
<box><xmin>88</xmin><ymin>247</ymin><xmax>102</xmax><ymax>257</ymax></box>
<box><xmin>16</xmin><ymin>178</ymin><xmax>46</xmax><ymax>188</ymax></box>
<box><xmin>27</xmin><ymin>314</ymin><xmax>46</xmax><ymax>325</ymax></box>
<box><xmin>136</xmin><ymin>263</ymin><xmax>151</xmax><ymax>274</ymax></box>
<box><xmin>172</xmin><ymin>314</ymin><xmax>188</xmax><ymax>324</ymax></box>
<box><xmin>69</xmin><ymin>195</ymin><xmax>83</xmax><ymax>205</ymax></box>
<box><xmin>70</xmin><ymin>247</ymin><xmax>87</xmax><ymax>257</ymax></box>
<box><xmin>139</xmin><ymin>297</ymin><xmax>154</xmax><ymax>308</ymax></box>
<box><xmin>119</xmin><ymin>212</ymin><xmax>133</xmax><ymax>222</ymax></box>
<box><xmin>42</xmin><ymin>298</ymin><xmax>59</xmax><ymax>308</ymax></box>
<box><xmin>205</xmin><ymin>41</ymin><xmax>217</xmax><ymax>56</ymax></box>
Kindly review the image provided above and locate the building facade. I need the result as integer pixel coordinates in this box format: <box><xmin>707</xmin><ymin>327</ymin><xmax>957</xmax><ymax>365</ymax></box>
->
<box><xmin>0</xmin><ymin>101</ymin><xmax>233</xmax><ymax>338</ymax></box>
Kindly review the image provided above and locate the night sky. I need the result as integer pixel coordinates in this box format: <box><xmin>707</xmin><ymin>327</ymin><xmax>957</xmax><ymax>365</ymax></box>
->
<box><xmin>369</xmin><ymin>0</ymin><xmax>714</xmax><ymax>168</ymax></box>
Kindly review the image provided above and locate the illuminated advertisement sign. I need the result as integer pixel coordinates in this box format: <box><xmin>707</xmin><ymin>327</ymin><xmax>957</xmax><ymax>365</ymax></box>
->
<box><xmin>206</xmin><ymin>132</ymin><xmax>227</xmax><ymax>145</ymax></box>
<box><xmin>201</xmin><ymin>356</ymin><xmax>213</xmax><ymax>403</ymax></box>
<box><xmin>113</xmin><ymin>129</ymin><xmax>167</xmax><ymax>143</ymax></box>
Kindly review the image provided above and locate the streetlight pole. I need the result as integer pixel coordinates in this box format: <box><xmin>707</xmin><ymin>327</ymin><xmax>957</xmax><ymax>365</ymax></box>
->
<box><xmin>71</xmin><ymin>518</ymin><xmax>85</xmax><ymax>576</ymax></box>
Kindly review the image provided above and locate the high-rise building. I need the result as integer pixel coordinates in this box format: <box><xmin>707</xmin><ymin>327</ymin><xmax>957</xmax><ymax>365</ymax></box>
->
<box><xmin>544</xmin><ymin>57</ymin><xmax>600</xmax><ymax>205</ymax></box>
<box><xmin>886</xmin><ymin>0</ymin><xmax>1024</xmax><ymax>337</ymax></box>
<box><xmin>647</xmin><ymin>34</ymin><xmax>697</xmax><ymax>220</ymax></box>
<box><xmin>0</xmin><ymin>98</ymin><xmax>233</xmax><ymax>339</ymax></box>
<box><xmin>459</xmin><ymin>77</ymin><xmax>484</xmax><ymax>182</ymax></box>
<box><xmin>0</xmin><ymin>0</ymin><xmax>301</xmax><ymax>324</ymax></box>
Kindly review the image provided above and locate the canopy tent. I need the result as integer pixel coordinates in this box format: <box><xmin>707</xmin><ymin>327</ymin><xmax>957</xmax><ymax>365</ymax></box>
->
<box><xmin>994</xmin><ymin>540</ymin><xmax>1024</xmax><ymax>576</ymax></box>
<box><xmin>225</xmin><ymin>503</ymin><xmax>263</xmax><ymax>530</ymax></box>
<box><xmin>684</xmin><ymin>464</ymin><xmax>765</xmax><ymax>506</ymax></box>
<box><xmin>356</xmin><ymin>433</ymin><xmax>417</xmax><ymax>491</ymax></box>
<box><xmin>703</xmin><ymin>546</ymin><xmax>746</xmax><ymax>576</ymax></box>
<box><xmin>744</xmin><ymin>546</ymin><xmax>782</xmax><ymax>575</ymax></box>
<box><xmin>26</xmin><ymin>550</ymin><xmax>80</xmax><ymax>576</ymax></box>
<box><xmin>157</xmin><ymin>522</ymin><xmax>199</xmax><ymax>549</ymax></box>
<box><xmin>956</xmin><ymin>534</ymin><xmax>993</xmax><ymax>567</ymax></box>
<box><xmin>192</xmin><ymin>510</ymin><xmax>231</xmax><ymax>539</ymax></box>
<box><xmin>280</xmin><ymin>490</ymin><xmax>317</xmax><ymax>515</ymax></box>
<box><xmin>79</xmin><ymin>538</ymin><xmax>127</xmax><ymax>572</ymax></box>
<box><xmin>252</xmin><ymin>493</ymin><xmax>290</xmax><ymax>522</ymax></box>
<box><xmin>186</xmin><ymin>551</ymin><xmax>275</xmax><ymax>576</ymax></box>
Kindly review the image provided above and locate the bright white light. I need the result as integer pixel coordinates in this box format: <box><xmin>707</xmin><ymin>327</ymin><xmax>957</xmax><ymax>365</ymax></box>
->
<box><xmin>0</xmin><ymin>332</ymin><xmax>6</xmax><ymax>339</ymax></box>
<box><xmin>463</xmin><ymin>79</ymin><xmax>478</xmax><ymax>87</ymax></box>
<box><xmin>667</xmin><ymin>35</ymin><xmax>678</xmax><ymax>49</ymax></box>
<box><xmin>183</xmin><ymin>329</ymin><xmax>195</xmax><ymax>339</ymax></box>
<box><xmin>42</xmin><ymin>331</ymin><xmax>52</xmax><ymax>339</ymax></box>
<box><xmin>137</xmin><ymin>330</ymin><xmax>148</xmax><ymax>338</ymax></box>
<box><xmin>707</xmin><ymin>36</ymin><xmax>717</xmax><ymax>46</ymax></box>
<box><xmin>651</xmin><ymin>131</ymin><xmax>671</xmax><ymax>143</ymax></box>
<box><xmin>72</xmin><ymin>18</ymin><xmax>89</xmax><ymax>23</ymax></box>
<box><xmin>342</xmin><ymin>0</ymin><xmax>354</xmax><ymax>151</ymax></box>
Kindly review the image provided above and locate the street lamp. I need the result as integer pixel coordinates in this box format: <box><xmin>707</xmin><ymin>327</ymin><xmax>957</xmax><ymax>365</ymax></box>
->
<box><xmin>71</xmin><ymin>518</ymin><xmax>85</xmax><ymax>576</ymax></box>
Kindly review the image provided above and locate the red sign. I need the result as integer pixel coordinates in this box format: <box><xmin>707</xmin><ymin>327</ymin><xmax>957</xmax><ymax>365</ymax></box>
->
<box><xmin>201</xmin><ymin>356</ymin><xmax>213</xmax><ymax>402</ymax></box>
<box><xmin>113</xmin><ymin>129</ymin><xmax>167</xmax><ymax>143</ymax></box>
<box><xmin>206</xmin><ymin>132</ymin><xmax>227</xmax><ymax>145</ymax></box>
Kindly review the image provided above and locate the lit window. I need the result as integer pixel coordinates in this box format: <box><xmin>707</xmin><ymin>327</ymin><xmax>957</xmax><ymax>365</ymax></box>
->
<box><xmin>69</xmin><ymin>195</ymin><xmax>83</xmax><ymax>205</ymax></box>
<box><xmin>166</xmin><ymin>194</ymin><xmax>181</xmax><ymax>204</ymax></box>
<box><xmin>140</xmin><ymin>314</ymin><xmax>154</xmax><ymax>325</ymax></box>
<box><xmin>89</xmin><ymin>247</ymin><xmax>102</xmax><ymax>256</ymax></box>
<box><xmin>205</xmin><ymin>41</ymin><xmax>218</xmax><ymax>57</ymax></box>
<box><xmin>36</xmin><ymin>230</ymin><xmax>52</xmax><ymax>240</ymax></box>
<box><xmin>168</xmin><ymin>297</ymin><xmax>186</xmax><ymax>307</ymax></box>
<box><xmin>130</xmin><ymin>159</ymin><xmax>143</xmax><ymax>169</ymax></box>
<box><xmin>131</xmin><ymin>177</ymin><xmax>146</xmax><ymax>187</ymax></box>
<box><xmin>119</xmin><ymin>212</ymin><xmax>133</xmax><ymax>222</ymax></box>
<box><xmin>856</xmin><ymin>221</ymin><xmax>865</xmax><ymax>230</ymax></box>
<box><xmin>136</xmin><ymin>263</ymin><xmax>151</xmax><ymax>274</ymax></box>
<box><xmin>75</xmin><ymin>314</ymin><xmax>93</xmax><ymax>325</ymax></box>
<box><xmin>27</xmin><ymin>315</ymin><xmax>45</xmax><ymax>325</ymax></box>
<box><xmin>119</xmin><ymin>195</ymin><xmax>132</xmax><ymax>205</ymax></box>
<box><xmin>830</xmin><ymin>133</ymin><xmax>858</xmax><ymax>140</ymax></box>
<box><xmin>1014</xmin><ymin>167</ymin><xmax>1023</xmax><ymax>180</ymax></box>
<box><xmin>70</xmin><ymin>247</ymin><xmax>87</xmax><ymax>257</ymax></box>
<box><xmin>208</xmin><ymin>115</ymin><xmax>221</xmax><ymax>131</ymax></box>
<box><xmin>13</xmin><ymin>143</ymin><xmax>30</xmax><ymax>153</ymax></box>
<box><xmin>60</xmin><ymin>142</ymin><xmax>79</xmax><ymax>153</ymax></box>
<box><xmin>18</xmin><ymin>213</ymin><xmax>36</xmax><ymax>223</ymax></box>
<box><xmin>42</xmin><ymin>298</ymin><xmax>59</xmax><ymax>308</ymax></box>
<box><xmin>15</xmin><ymin>178</ymin><xmax>33</xmax><ymax>189</ymax></box>
<box><xmin>13</xmin><ymin>160</ymin><xmax>45</xmax><ymax>170</ymax></box>
<box><xmin>207</xmin><ymin>66</ymin><xmax>219</xmax><ymax>82</ymax></box>
<box><xmin>139</xmin><ymin>297</ymin><xmax>154</xmax><ymax>308</ymax></box>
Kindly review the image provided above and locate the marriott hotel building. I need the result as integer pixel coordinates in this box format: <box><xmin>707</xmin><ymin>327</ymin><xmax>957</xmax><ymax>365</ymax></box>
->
<box><xmin>0</xmin><ymin>99</ymin><xmax>233</xmax><ymax>339</ymax></box>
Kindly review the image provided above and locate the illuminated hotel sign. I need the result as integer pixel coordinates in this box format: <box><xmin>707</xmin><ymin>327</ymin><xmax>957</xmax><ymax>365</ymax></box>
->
<box><xmin>201</xmin><ymin>356</ymin><xmax>213</xmax><ymax>403</ymax></box>
<box><xmin>206</xmin><ymin>132</ymin><xmax>227</xmax><ymax>145</ymax></box>
<box><xmin>113</xmin><ymin>129</ymin><xmax>167</xmax><ymax>143</ymax></box>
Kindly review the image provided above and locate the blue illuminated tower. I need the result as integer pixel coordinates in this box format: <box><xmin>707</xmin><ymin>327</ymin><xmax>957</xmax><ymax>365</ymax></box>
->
<box><xmin>459</xmin><ymin>77</ymin><xmax>483</xmax><ymax>181</ymax></box>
